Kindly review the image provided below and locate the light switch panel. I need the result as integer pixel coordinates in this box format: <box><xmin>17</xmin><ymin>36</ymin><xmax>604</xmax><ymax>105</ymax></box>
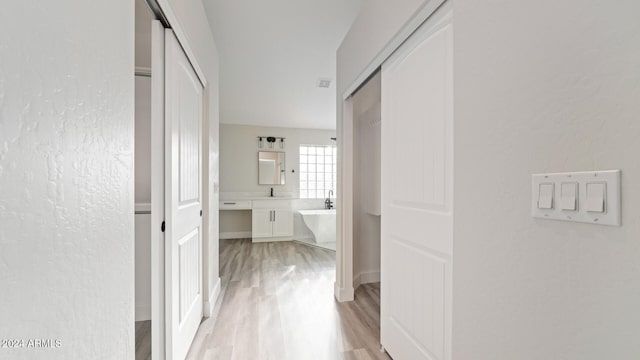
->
<box><xmin>532</xmin><ymin>170</ymin><xmax>620</xmax><ymax>226</ymax></box>
<box><xmin>560</xmin><ymin>182</ymin><xmax>577</xmax><ymax>211</ymax></box>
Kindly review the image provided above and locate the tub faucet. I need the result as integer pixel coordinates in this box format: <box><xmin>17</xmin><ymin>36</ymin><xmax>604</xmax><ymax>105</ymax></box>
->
<box><xmin>325</xmin><ymin>190</ymin><xmax>334</xmax><ymax>209</ymax></box>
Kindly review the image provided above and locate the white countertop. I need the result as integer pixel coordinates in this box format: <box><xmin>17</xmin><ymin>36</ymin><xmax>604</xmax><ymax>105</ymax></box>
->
<box><xmin>245</xmin><ymin>196</ymin><xmax>298</xmax><ymax>200</ymax></box>
<box><xmin>220</xmin><ymin>192</ymin><xmax>297</xmax><ymax>201</ymax></box>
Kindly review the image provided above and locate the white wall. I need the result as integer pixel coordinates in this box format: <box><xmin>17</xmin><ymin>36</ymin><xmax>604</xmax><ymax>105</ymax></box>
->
<box><xmin>134</xmin><ymin>0</ymin><xmax>154</xmax><ymax>324</ymax></box>
<box><xmin>135</xmin><ymin>213</ymin><xmax>152</xmax><ymax>321</ymax></box>
<box><xmin>219</xmin><ymin>124</ymin><xmax>335</xmax><ymax>239</ymax></box>
<box><xmin>135</xmin><ymin>76</ymin><xmax>152</xmax><ymax>203</ymax></box>
<box><xmin>339</xmin><ymin>0</ymin><xmax>640</xmax><ymax>357</ymax></box>
<box><xmin>0</xmin><ymin>0</ymin><xmax>134</xmax><ymax>358</ymax></box>
<box><xmin>135</xmin><ymin>0</ymin><xmax>154</xmax><ymax>69</ymax></box>
<box><xmin>162</xmin><ymin>0</ymin><xmax>222</xmax><ymax>312</ymax></box>
<box><xmin>352</xmin><ymin>72</ymin><xmax>382</xmax><ymax>287</ymax></box>
<box><xmin>452</xmin><ymin>1</ymin><xmax>640</xmax><ymax>358</ymax></box>
<box><xmin>134</xmin><ymin>75</ymin><xmax>152</xmax><ymax>321</ymax></box>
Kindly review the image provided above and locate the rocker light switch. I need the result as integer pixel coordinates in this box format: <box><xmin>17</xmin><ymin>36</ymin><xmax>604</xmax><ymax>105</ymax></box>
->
<box><xmin>537</xmin><ymin>183</ymin><xmax>554</xmax><ymax>209</ymax></box>
<box><xmin>585</xmin><ymin>182</ymin><xmax>606</xmax><ymax>213</ymax></box>
<box><xmin>560</xmin><ymin>183</ymin><xmax>577</xmax><ymax>211</ymax></box>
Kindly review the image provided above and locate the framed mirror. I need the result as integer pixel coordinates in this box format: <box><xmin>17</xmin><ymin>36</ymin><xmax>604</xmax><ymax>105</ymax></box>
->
<box><xmin>258</xmin><ymin>151</ymin><xmax>286</xmax><ymax>185</ymax></box>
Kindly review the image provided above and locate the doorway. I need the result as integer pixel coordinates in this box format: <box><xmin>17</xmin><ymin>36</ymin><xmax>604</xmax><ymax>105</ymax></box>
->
<box><xmin>351</xmin><ymin>71</ymin><xmax>382</xmax><ymax>291</ymax></box>
<box><xmin>134</xmin><ymin>0</ymin><xmax>155</xmax><ymax>358</ymax></box>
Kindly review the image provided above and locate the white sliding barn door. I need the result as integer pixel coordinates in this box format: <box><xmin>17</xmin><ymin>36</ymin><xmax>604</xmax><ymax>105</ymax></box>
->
<box><xmin>165</xmin><ymin>29</ymin><xmax>204</xmax><ymax>360</ymax></box>
<box><xmin>381</xmin><ymin>4</ymin><xmax>453</xmax><ymax>360</ymax></box>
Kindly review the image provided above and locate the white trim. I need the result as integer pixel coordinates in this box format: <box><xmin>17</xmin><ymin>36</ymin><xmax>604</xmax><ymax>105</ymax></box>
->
<box><xmin>252</xmin><ymin>236</ymin><xmax>293</xmax><ymax>243</ymax></box>
<box><xmin>204</xmin><ymin>277</ymin><xmax>221</xmax><ymax>318</ymax></box>
<box><xmin>292</xmin><ymin>239</ymin><xmax>334</xmax><ymax>251</ymax></box>
<box><xmin>353</xmin><ymin>271</ymin><xmax>381</xmax><ymax>290</ymax></box>
<box><xmin>336</xmin><ymin>0</ymin><xmax>446</xmax><ymax>305</ymax></box>
<box><xmin>334</xmin><ymin>283</ymin><xmax>355</xmax><ymax>303</ymax></box>
<box><xmin>150</xmin><ymin>19</ymin><xmax>166</xmax><ymax>360</ymax></box>
<box><xmin>341</xmin><ymin>0</ymin><xmax>446</xmax><ymax>100</ymax></box>
<box><xmin>219</xmin><ymin>231</ymin><xmax>252</xmax><ymax>240</ymax></box>
<box><xmin>335</xmin><ymin>97</ymin><xmax>354</xmax><ymax>302</ymax></box>
<box><xmin>135</xmin><ymin>305</ymin><xmax>152</xmax><ymax>322</ymax></box>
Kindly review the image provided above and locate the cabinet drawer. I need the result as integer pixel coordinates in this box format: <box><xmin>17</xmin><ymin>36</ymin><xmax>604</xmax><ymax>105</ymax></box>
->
<box><xmin>219</xmin><ymin>200</ymin><xmax>252</xmax><ymax>210</ymax></box>
<box><xmin>251</xmin><ymin>199</ymin><xmax>292</xmax><ymax>210</ymax></box>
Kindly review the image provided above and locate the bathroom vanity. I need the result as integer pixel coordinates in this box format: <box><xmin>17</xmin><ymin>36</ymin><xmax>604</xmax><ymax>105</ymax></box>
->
<box><xmin>219</xmin><ymin>149</ymin><xmax>296</xmax><ymax>242</ymax></box>
<box><xmin>220</xmin><ymin>197</ymin><xmax>294</xmax><ymax>242</ymax></box>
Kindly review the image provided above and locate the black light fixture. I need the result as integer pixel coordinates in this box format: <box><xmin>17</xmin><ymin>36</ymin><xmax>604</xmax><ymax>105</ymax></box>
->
<box><xmin>267</xmin><ymin>136</ymin><xmax>276</xmax><ymax>148</ymax></box>
<box><xmin>257</xmin><ymin>136</ymin><xmax>286</xmax><ymax>149</ymax></box>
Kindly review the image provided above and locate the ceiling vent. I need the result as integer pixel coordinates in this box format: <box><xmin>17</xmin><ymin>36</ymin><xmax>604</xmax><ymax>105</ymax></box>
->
<box><xmin>317</xmin><ymin>78</ymin><xmax>332</xmax><ymax>88</ymax></box>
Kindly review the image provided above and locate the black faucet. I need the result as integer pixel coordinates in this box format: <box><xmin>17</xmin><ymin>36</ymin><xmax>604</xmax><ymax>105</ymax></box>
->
<box><xmin>325</xmin><ymin>190</ymin><xmax>334</xmax><ymax>209</ymax></box>
<box><xmin>270</xmin><ymin>187</ymin><xmax>274</xmax><ymax>197</ymax></box>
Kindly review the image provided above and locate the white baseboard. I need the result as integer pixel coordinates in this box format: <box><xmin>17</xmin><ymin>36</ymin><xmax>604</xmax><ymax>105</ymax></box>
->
<box><xmin>293</xmin><ymin>235</ymin><xmax>314</xmax><ymax>243</ymax></box>
<box><xmin>135</xmin><ymin>305</ymin><xmax>152</xmax><ymax>322</ymax></box>
<box><xmin>204</xmin><ymin>277</ymin><xmax>221</xmax><ymax>318</ymax></box>
<box><xmin>252</xmin><ymin>236</ymin><xmax>292</xmax><ymax>243</ymax></box>
<box><xmin>219</xmin><ymin>231</ymin><xmax>251</xmax><ymax>240</ymax></box>
<box><xmin>353</xmin><ymin>270</ymin><xmax>381</xmax><ymax>290</ymax></box>
<box><xmin>334</xmin><ymin>282</ymin><xmax>355</xmax><ymax>302</ymax></box>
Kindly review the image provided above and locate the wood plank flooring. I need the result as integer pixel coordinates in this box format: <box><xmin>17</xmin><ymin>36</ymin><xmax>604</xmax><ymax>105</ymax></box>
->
<box><xmin>135</xmin><ymin>320</ymin><xmax>152</xmax><ymax>360</ymax></box>
<box><xmin>186</xmin><ymin>239</ymin><xmax>390</xmax><ymax>360</ymax></box>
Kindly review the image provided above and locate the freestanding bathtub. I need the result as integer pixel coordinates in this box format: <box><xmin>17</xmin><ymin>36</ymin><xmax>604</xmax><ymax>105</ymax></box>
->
<box><xmin>298</xmin><ymin>209</ymin><xmax>336</xmax><ymax>246</ymax></box>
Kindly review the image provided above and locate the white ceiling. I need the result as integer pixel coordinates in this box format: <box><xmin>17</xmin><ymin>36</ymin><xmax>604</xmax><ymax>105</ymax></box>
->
<box><xmin>203</xmin><ymin>0</ymin><xmax>364</xmax><ymax>130</ymax></box>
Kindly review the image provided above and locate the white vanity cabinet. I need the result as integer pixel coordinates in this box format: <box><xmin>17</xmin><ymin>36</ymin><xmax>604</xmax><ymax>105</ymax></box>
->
<box><xmin>251</xmin><ymin>199</ymin><xmax>293</xmax><ymax>242</ymax></box>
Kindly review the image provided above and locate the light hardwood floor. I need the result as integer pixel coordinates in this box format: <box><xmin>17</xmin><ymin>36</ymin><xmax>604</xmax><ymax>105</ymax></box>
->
<box><xmin>186</xmin><ymin>239</ymin><xmax>390</xmax><ymax>360</ymax></box>
<box><xmin>135</xmin><ymin>320</ymin><xmax>152</xmax><ymax>360</ymax></box>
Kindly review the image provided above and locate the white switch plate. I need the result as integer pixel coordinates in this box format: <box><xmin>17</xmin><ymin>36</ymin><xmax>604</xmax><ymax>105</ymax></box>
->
<box><xmin>531</xmin><ymin>170</ymin><xmax>621</xmax><ymax>226</ymax></box>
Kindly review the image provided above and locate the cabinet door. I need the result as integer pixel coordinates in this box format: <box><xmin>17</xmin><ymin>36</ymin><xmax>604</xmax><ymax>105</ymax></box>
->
<box><xmin>271</xmin><ymin>209</ymin><xmax>293</xmax><ymax>237</ymax></box>
<box><xmin>252</xmin><ymin>209</ymin><xmax>273</xmax><ymax>238</ymax></box>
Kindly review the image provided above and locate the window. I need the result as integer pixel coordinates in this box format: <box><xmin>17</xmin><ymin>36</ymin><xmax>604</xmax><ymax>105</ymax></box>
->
<box><xmin>299</xmin><ymin>144</ymin><xmax>337</xmax><ymax>199</ymax></box>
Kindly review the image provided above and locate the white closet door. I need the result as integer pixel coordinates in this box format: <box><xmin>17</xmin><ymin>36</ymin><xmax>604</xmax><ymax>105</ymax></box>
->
<box><xmin>381</xmin><ymin>3</ymin><xmax>453</xmax><ymax>360</ymax></box>
<box><xmin>164</xmin><ymin>29</ymin><xmax>204</xmax><ymax>360</ymax></box>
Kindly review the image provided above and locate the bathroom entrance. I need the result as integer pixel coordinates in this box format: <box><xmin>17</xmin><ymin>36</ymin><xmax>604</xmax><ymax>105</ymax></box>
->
<box><xmin>217</xmin><ymin>127</ymin><xmax>338</xmax><ymax>251</ymax></box>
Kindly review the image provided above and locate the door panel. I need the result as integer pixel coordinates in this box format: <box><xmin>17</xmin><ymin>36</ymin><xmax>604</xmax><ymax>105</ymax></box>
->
<box><xmin>165</xmin><ymin>29</ymin><xmax>204</xmax><ymax>360</ymax></box>
<box><xmin>178</xmin><ymin>228</ymin><xmax>200</xmax><ymax>322</ymax></box>
<box><xmin>272</xmin><ymin>209</ymin><xmax>293</xmax><ymax>237</ymax></box>
<box><xmin>381</xmin><ymin>4</ymin><xmax>453</xmax><ymax>360</ymax></box>
<box><xmin>252</xmin><ymin>209</ymin><xmax>273</xmax><ymax>238</ymax></box>
<box><xmin>178</xmin><ymin>67</ymin><xmax>201</xmax><ymax>205</ymax></box>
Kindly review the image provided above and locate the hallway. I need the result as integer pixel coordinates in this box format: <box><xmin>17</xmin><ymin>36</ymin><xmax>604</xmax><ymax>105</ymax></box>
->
<box><xmin>185</xmin><ymin>239</ymin><xmax>390</xmax><ymax>360</ymax></box>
